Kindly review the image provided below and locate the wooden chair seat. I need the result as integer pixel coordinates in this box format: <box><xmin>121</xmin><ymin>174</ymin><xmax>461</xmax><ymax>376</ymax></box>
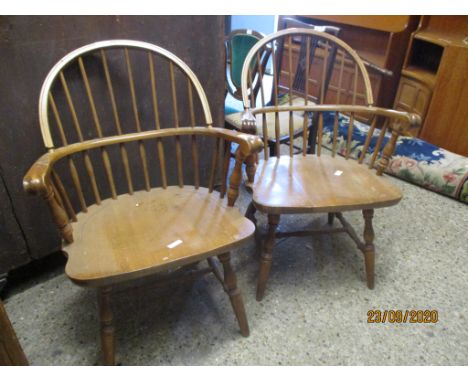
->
<box><xmin>252</xmin><ymin>155</ymin><xmax>402</xmax><ymax>214</ymax></box>
<box><xmin>64</xmin><ymin>186</ymin><xmax>255</xmax><ymax>288</ymax></box>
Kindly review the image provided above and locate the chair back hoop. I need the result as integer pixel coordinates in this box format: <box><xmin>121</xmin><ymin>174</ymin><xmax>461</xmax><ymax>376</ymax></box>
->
<box><xmin>240</xmin><ymin>28</ymin><xmax>374</xmax><ymax>110</ymax></box>
<box><xmin>39</xmin><ymin>39</ymin><xmax>213</xmax><ymax>149</ymax></box>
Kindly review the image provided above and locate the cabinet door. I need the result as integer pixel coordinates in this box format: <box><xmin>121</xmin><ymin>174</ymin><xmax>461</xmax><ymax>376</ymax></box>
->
<box><xmin>394</xmin><ymin>76</ymin><xmax>432</xmax><ymax>136</ymax></box>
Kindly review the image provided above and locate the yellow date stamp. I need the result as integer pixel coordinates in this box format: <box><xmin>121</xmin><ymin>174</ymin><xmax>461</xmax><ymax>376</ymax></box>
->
<box><xmin>367</xmin><ymin>310</ymin><xmax>438</xmax><ymax>323</ymax></box>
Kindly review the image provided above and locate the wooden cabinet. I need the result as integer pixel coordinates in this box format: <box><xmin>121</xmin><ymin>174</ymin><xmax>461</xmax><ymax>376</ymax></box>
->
<box><xmin>278</xmin><ymin>15</ymin><xmax>420</xmax><ymax>109</ymax></box>
<box><xmin>393</xmin><ymin>16</ymin><xmax>468</xmax><ymax>156</ymax></box>
<box><xmin>393</xmin><ymin>76</ymin><xmax>432</xmax><ymax>136</ymax></box>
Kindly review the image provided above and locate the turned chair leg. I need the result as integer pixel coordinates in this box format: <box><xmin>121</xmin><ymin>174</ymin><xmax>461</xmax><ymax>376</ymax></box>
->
<box><xmin>97</xmin><ymin>286</ymin><xmax>115</xmax><ymax>365</ymax></box>
<box><xmin>362</xmin><ymin>209</ymin><xmax>375</xmax><ymax>289</ymax></box>
<box><xmin>327</xmin><ymin>212</ymin><xmax>335</xmax><ymax>225</ymax></box>
<box><xmin>218</xmin><ymin>253</ymin><xmax>250</xmax><ymax>337</ymax></box>
<box><xmin>244</xmin><ymin>154</ymin><xmax>256</xmax><ymax>189</ymax></box>
<box><xmin>256</xmin><ymin>214</ymin><xmax>280</xmax><ymax>301</ymax></box>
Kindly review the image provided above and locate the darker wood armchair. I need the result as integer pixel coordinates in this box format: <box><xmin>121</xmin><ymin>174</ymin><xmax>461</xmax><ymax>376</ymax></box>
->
<box><xmin>23</xmin><ymin>40</ymin><xmax>263</xmax><ymax>365</ymax></box>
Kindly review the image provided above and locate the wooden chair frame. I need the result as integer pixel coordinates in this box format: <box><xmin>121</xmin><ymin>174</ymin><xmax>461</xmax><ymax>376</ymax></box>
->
<box><xmin>239</xmin><ymin>30</ymin><xmax>420</xmax><ymax>301</ymax></box>
<box><xmin>24</xmin><ymin>40</ymin><xmax>264</xmax><ymax>364</ymax></box>
<box><xmin>245</xmin><ymin>104</ymin><xmax>420</xmax><ymax>300</ymax></box>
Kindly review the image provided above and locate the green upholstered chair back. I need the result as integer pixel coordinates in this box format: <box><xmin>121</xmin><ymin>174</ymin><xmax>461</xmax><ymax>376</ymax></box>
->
<box><xmin>225</xmin><ymin>29</ymin><xmax>271</xmax><ymax>102</ymax></box>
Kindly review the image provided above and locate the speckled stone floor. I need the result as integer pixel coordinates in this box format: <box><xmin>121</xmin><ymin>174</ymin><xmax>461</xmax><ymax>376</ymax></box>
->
<box><xmin>3</xmin><ymin>175</ymin><xmax>468</xmax><ymax>365</ymax></box>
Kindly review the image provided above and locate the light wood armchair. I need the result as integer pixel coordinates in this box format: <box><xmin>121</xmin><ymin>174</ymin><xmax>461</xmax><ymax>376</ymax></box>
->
<box><xmin>239</xmin><ymin>29</ymin><xmax>421</xmax><ymax>301</ymax></box>
<box><xmin>23</xmin><ymin>40</ymin><xmax>263</xmax><ymax>365</ymax></box>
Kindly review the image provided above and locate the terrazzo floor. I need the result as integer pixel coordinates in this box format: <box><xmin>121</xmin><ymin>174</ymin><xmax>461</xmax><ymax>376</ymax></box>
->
<box><xmin>3</xmin><ymin>175</ymin><xmax>467</xmax><ymax>365</ymax></box>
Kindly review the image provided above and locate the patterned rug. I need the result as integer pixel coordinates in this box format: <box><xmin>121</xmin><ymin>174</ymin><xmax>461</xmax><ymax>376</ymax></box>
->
<box><xmin>320</xmin><ymin>112</ymin><xmax>468</xmax><ymax>204</ymax></box>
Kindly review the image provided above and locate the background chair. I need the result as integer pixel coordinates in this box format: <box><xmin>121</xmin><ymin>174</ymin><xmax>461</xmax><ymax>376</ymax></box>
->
<box><xmin>239</xmin><ymin>29</ymin><xmax>420</xmax><ymax>301</ymax></box>
<box><xmin>23</xmin><ymin>40</ymin><xmax>263</xmax><ymax>364</ymax></box>
<box><xmin>226</xmin><ymin>21</ymin><xmax>340</xmax><ymax>159</ymax></box>
<box><xmin>224</xmin><ymin>28</ymin><xmax>270</xmax><ymax>118</ymax></box>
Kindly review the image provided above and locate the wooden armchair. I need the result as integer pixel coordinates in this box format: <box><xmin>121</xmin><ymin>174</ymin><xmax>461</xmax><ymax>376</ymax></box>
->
<box><xmin>239</xmin><ymin>30</ymin><xmax>421</xmax><ymax>301</ymax></box>
<box><xmin>23</xmin><ymin>40</ymin><xmax>263</xmax><ymax>365</ymax></box>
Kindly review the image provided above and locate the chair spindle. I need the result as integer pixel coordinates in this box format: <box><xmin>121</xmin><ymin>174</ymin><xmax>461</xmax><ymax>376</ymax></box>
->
<box><xmin>148</xmin><ymin>53</ymin><xmax>168</xmax><ymax>189</ymax></box>
<box><xmin>169</xmin><ymin>62</ymin><xmax>184</xmax><ymax>188</ymax></box>
<box><xmin>345</xmin><ymin>112</ymin><xmax>355</xmax><ymax>159</ymax></box>
<box><xmin>317</xmin><ymin>111</ymin><xmax>324</xmax><ymax>156</ymax></box>
<box><xmin>271</xmin><ymin>44</ymin><xmax>280</xmax><ymax>159</ymax></box>
<box><xmin>358</xmin><ymin>115</ymin><xmax>378</xmax><ymax>164</ymax></box>
<box><xmin>336</xmin><ymin>50</ymin><xmax>345</xmax><ymax>104</ymax></box>
<box><xmin>331</xmin><ymin>111</ymin><xmax>340</xmax><ymax>157</ymax></box>
<box><xmin>101</xmin><ymin>49</ymin><xmax>134</xmax><ymax>195</ymax></box>
<box><xmin>125</xmin><ymin>48</ymin><xmax>151</xmax><ymax>191</ymax></box>
<box><xmin>79</xmin><ymin>57</ymin><xmax>117</xmax><ymax>199</ymax></box>
<box><xmin>302</xmin><ymin>36</ymin><xmax>311</xmax><ymax>156</ymax></box>
<box><xmin>288</xmin><ymin>36</ymin><xmax>294</xmax><ymax>156</ymax></box>
<box><xmin>67</xmin><ymin>157</ymin><xmax>87</xmax><ymax>212</ymax></box>
<box><xmin>220</xmin><ymin>140</ymin><xmax>232</xmax><ymax>198</ymax></box>
<box><xmin>209</xmin><ymin>138</ymin><xmax>221</xmax><ymax>193</ymax></box>
<box><xmin>352</xmin><ymin>62</ymin><xmax>358</xmax><ymax>105</ymax></box>
<box><xmin>369</xmin><ymin>119</ymin><xmax>389</xmax><ymax>169</ymax></box>
<box><xmin>52</xmin><ymin>170</ymin><xmax>77</xmax><ymax>222</ymax></box>
<box><xmin>48</xmin><ymin>93</ymin><xmax>68</xmax><ymax>145</ymax></box>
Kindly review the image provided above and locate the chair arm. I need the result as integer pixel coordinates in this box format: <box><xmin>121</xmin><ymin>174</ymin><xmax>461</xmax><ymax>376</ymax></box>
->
<box><xmin>213</xmin><ymin>127</ymin><xmax>263</xmax><ymax>156</ymax></box>
<box><xmin>23</xmin><ymin>152</ymin><xmax>55</xmax><ymax>196</ymax></box>
<box><xmin>24</xmin><ymin>127</ymin><xmax>264</xmax><ymax>240</ymax></box>
<box><xmin>23</xmin><ymin>126</ymin><xmax>264</xmax><ymax>201</ymax></box>
<box><xmin>376</xmin><ymin>112</ymin><xmax>421</xmax><ymax>175</ymax></box>
<box><xmin>23</xmin><ymin>151</ymin><xmax>73</xmax><ymax>243</ymax></box>
<box><xmin>385</xmin><ymin>111</ymin><xmax>421</xmax><ymax>136</ymax></box>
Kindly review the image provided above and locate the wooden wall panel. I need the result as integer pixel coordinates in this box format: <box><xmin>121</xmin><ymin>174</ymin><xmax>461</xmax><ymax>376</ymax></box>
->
<box><xmin>0</xmin><ymin>175</ymin><xmax>29</xmax><ymax>282</ymax></box>
<box><xmin>280</xmin><ymin>16</ymin><xmax>419</xmax><ymax>109</ymax></box>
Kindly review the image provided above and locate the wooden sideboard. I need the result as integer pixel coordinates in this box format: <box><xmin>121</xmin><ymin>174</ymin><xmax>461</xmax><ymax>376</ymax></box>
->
<box><xmin>393</xmin><ymin>16</ymin><xmax>468</xmax><ymax>156</ymax></box>
<box><xmin>278</xmin><ymin>16</ymin><xmax>420</xmax><ymax>109</ymax></box>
